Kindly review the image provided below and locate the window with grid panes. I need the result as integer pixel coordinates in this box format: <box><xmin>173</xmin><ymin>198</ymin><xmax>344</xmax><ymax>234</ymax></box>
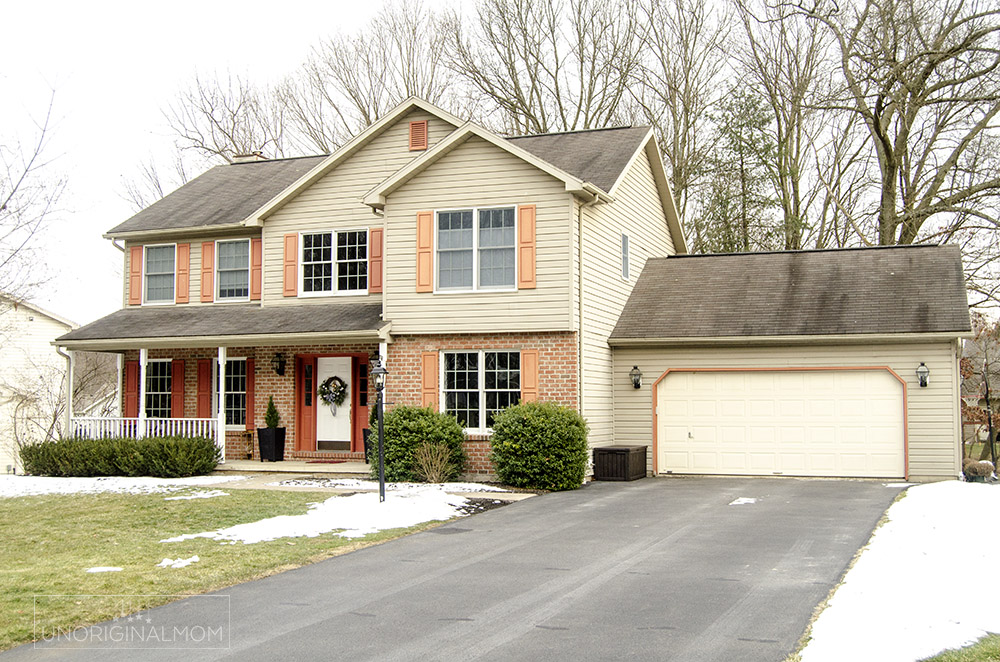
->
<box><xmin>436</xmin><ymin>207</ymin><xmax>516</xmax><ymax>290</ymax></box>
<box><xmin>217</xmin><ymin>240</ymin><xmax>250</xmax><ymax>299</ymax></box>
<box><xmin>443</xmin><ymin>351</ymin><xmax>521</xmax><ymax>430</ymax></box>
<box><xmin>301</xmin><ymin>230</ymin><xmax>368</xmax><ymax>293</ymax></box>
<box><xmin>223</xmin><ymin>359</ymin><xmax>246</xmax><ymax>426</ymax></box>
<box><xmin>144</xmin><ymin>245</ymin><xmax>175</xmax><ymax>303</ymax></box>
<box><xmin>145</xmin><ymin>360</ymin><xmax>172</xmax><ymax>418</ymax></box>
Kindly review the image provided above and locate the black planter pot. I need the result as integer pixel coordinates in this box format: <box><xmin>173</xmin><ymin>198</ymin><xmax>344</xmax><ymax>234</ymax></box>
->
<box><xmin>257</xmin><ymin>427</ymin><xmax>286</xmax><ymax>462</ymax></box>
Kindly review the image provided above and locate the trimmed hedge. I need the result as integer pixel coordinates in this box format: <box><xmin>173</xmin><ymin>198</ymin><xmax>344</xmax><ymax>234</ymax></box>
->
<box><xmin>367</xmin><ymin>405</ymin><xmax>466</xmax><ymax>482</ymax></box>
<box><xmin>19</xmin><ymin>436</ymin><xmax>221</xmax><ymax>478</ymax></box>
<box><xmin>489</xmin><ymin>401</ymin><xmax>589</xmax><ymax>491</ymax></box>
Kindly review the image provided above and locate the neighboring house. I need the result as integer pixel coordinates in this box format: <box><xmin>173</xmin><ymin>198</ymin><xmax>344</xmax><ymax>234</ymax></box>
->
<box><xmin>0</xmin><ymin>297</ymin><xmax>116</xmax><ymax>473</ymax></box>
<box><xmin>54</xmin><ymin>97</ymin><xmax>971</xmax><ymax>481</ymax></box>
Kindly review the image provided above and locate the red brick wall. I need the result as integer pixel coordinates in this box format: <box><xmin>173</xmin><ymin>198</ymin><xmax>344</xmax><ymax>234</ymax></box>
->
<box><xmin>385</xmin><ymin>331</ymin><xmax>579</xmax><ymax>475</ymax></box>
<box><xmin>123</xmin><ymin>343</ymin><xmax>378</xmax><ymax>460</ymax></box>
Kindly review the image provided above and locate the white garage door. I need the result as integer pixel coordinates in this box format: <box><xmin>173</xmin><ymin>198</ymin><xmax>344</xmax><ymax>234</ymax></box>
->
<box><xmin>656</xmin><ymin>369</ymin><xmax>905</xmax><ymax>478</ymax></box>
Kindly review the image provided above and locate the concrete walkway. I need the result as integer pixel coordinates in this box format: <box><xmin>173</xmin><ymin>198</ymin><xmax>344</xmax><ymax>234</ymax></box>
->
<box><xmin>7</xmin><ymin>477</ymin><xmax>905</xmax><ymax>662</ymax></box>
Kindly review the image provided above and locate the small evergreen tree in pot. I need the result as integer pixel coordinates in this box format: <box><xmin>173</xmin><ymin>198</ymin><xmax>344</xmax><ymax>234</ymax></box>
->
<box><xmin>257</xmin><ymin>396</ymin><xmax>285</xmax><ymax>461</ymax></box>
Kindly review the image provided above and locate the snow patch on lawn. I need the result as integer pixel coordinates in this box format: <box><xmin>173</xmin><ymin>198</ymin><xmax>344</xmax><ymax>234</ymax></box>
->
<box><xmin>269</xmin><ymin>477</ymin><xmax>507</xmax><ymax>493</ymax></box>
<box><xmin>85</xmin><ymin>567</ymin><xmax>122</xmax><ymax>573</ymax></box>
<box><xmin>164</xmin><ymin>490</ymin><xmax>229</xmax><ymax>501</ymax></box>
<box><xmin>801</xmin><ymin>481</ymin><xmax>1000</xmax><ymax>662</ymax></box>
<box><xmin>0</xmin><ymin>475</ymin><xmax>245</xmax><ymax>498</ymax></box>
<box><xmin>728</xmin><ymin>497</ymin><xmax>757</xmax><ymax>505</ymax></box>
<box><xmin>157</xmin><ymin>556</ymin><xmax>200</xmax><ymax>569</ymax></box>
<box><xmin>160</xmin><ymin>487</ymin><xmax>468</xmax><ymax>544</ymax></box>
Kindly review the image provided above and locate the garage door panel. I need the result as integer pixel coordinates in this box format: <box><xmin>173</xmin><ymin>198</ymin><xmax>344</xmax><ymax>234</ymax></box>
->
<box><xmin>657</xmin><ymin>369</ymin><xmax>904</xmax><ymax>478</ymax></box>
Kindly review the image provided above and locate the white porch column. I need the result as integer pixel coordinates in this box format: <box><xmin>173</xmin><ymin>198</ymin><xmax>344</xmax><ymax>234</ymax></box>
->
<box><xmin>217</xmin><ymin>346</ymin><xmax>227</xmax><ymax>462</ymax></box>
<box><xmin>115</xmin><ymin>354</ymin><xmax>123</xmax><ymax>417</ymax></box>
<box><xmin>138</xmin><ymin>348</ymin><xmax>148</xmax><ymax>438</ymax></box>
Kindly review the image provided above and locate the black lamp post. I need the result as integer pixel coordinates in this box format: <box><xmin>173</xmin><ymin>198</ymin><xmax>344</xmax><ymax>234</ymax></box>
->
<box><xmin>371</xmin><ymin>356</ymin><xmax>388</xmax><ymax>503</ymax></box>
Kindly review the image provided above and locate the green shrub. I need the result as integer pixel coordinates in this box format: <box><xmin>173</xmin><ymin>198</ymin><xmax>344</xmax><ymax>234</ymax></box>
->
<box><xmin>264</xmin><ymin>396</ymin><xmax>280</xmax><ymax>428</ymax></box>
<box><xmin>489</xmin><ymin>401</ymin><xmax>589</xmax><ymax>491</ymax></box>
<box><xmin>367</xmin><ymin>405</ymin><xmax>466</xmax><ymax>482</ymax></box>
<box><xmin>19</xmin><ymin>436</ymin><xmax>220</xmax><ymax>478</ymax></box>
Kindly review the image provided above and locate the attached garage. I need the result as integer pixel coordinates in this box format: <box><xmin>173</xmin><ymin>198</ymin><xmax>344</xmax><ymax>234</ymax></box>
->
<box><xmin>610</xmin><ymin>245</ymin><xmax>972</xmax><ymax>482</ymax></box>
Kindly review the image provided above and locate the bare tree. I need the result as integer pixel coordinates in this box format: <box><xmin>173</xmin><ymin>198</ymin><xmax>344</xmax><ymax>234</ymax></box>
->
<box><xmin>634</xmin><ymin>0</ymin><xmax>731</xmax><ymax>226</ymax></box>
<box><xmin>120</xmin><ymin>153</ymin><xmax>192</xmax><ymax>212</ymax></box>
<box><xmin>165</xmin><ymin>73</ymin><xmax>288</xmax><ymax>163</ymax></box>
<box><xmin>0</xmin><ymin>95</ymin><xmax>63</xmax><ymax>303</ymax></box>
<box><xmin>444</xmin><ymin>0</ymin><xmax>646</xmax><ymax>134</ymax></box>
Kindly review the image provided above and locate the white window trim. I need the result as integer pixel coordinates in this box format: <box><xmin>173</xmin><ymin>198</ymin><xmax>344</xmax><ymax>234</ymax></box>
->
<box><xmin>142</xmin><ymin>243</ymin><xmax>177</xmax><ymax>306</ymax></box>
<box><xmin>144</xmin><ymin>358</ymin><xmax>173</xmax><ymax>418</ymax></box>
<box><xmin>298</xmin><ymin>229</ymin><xmax>371</xmax><ymax>298</ymax></box>
<box><xmin>439</xmin><ymin>349</ymin><xmax>522</xmax><ymax>435</ymax></box>
<box><xmin>215</xmin><ymin>238</ymin><xmax>251</xmax><ymax>303</ymax></box>
<box><xmin>211</xmin><ymin>356</ymin><xmax>248</xmax><ymax>431</ymax></box>
<box><xmin>621</xmin><ymin>233</ymin><xmax>630</xmax><ymax>281</ymax></box>
<box><xmin>433</xmin><ymin>206</ymin><xmax>519</xmax><ymax>294</ymax></box>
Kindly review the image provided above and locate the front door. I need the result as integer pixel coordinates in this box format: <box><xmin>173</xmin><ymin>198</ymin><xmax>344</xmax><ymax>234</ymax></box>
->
<box><xmin>316</xmin><ymin>356</ymin><xmax>353</xmax><ymax>451</ymax></box>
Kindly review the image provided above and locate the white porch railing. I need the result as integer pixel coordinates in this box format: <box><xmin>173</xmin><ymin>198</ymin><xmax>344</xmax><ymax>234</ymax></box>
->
<box><xmin>71</xmin><ymin>417</ymin><xmax>218</xmax><ymax>441</ymax></box>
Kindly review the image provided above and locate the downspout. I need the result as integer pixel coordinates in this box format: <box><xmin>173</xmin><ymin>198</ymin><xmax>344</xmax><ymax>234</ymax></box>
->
<box><xmin>55</xmin><ymin>347</ymin><xmax>72</xmax><ymax>437</ymax></box>
<box><xmin>577</xmin><ymin>192</ymin><xmax>602</xmax><ymax>414</ymax></box>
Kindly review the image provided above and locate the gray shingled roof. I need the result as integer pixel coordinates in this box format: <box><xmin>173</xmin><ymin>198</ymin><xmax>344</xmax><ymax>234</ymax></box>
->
<box><xmin>507</xmin><ymin>126</ymin><xmax>650</xmax><ymax>193</ymax></box>
<box><xmin>57</xmin><ymin>303</ymin><xmax>385</xmax><ymax>345</ymax></box>
<box><xmin>611</xmin><ymin>245</ymin><xmax>971</xmax><ymax>341</ymax></box>
<box><xmin>106</xmin><ymin>155</ymin><xmax>327</xmax><ymax>236</ymax></box>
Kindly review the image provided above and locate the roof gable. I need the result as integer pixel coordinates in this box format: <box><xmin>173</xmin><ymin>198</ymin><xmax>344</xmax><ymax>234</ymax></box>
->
<box><xmin>611</xmin><ymin>245</ymin><xmax>971</xmax><ymax>341</ymax></box>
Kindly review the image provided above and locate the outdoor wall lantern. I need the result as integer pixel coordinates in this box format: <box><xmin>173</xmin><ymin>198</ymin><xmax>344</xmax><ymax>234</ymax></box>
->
<box><xmin>629</xmin><ymin>365</ymin><xmax>643</xmax><ymax>389</ymax></box>
<box><xmin>270</xmin><ymin>352</ymin><xmax>287</xmax><ymax>376</ymax></box>
<box><xmin>916</xmin><ymin>362</ymin><xmax>930</xmax><ymax>388</ymax></box>
<box><xmin>370</xmin><ymin>356</ymin><xmax>389</xmax><ymax>503</ymax></box>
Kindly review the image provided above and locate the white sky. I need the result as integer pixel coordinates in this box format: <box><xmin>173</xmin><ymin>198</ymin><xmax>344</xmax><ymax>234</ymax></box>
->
<box><xmin>1</xmin><ymin>1</ymin><xmax>398</xmax><ymax>326</ymax></box>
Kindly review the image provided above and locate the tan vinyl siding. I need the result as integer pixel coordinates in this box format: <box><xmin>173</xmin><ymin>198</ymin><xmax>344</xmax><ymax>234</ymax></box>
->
<box><xmin>124</xmin><ymin>235</ymin><xmax>261</xmax><ymax>307</ymax></box>
<box><xmin>262</xmin><ymin>110</ymin><xmax>453</xmax><ymax>306</ymax></box>
<box><xmin>612</xmin><ymin>341</ymin><xmax>962</xmax><ymax>481</ymax></box>
<box><xmin>383</xmin><ymin>135</ymin><xmax>574</xmax><ymax>334</ymax></box>
<box><xmin>578</xmin><ymin>149</ymin><xmax>676</xmax><ymax>447</ymax></box>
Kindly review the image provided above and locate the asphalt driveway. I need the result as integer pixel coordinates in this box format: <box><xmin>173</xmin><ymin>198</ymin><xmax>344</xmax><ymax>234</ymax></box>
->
<box><xmin>9</xmin><ymin>477</ymin><xmax>905</xmax><ymax>661</ymax></box>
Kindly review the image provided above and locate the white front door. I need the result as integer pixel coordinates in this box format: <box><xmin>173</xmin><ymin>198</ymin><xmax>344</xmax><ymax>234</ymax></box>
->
<box><xmin>316</xmin><ymin>357</ymin><xmax>352</xmax><ymax>449</ymax></box>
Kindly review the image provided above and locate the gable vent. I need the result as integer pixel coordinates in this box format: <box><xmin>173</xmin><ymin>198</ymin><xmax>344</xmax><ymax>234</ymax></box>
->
<box><xmin>409</xmin><ymin>120</ymin><xmax>428</xmax><ymax>151</ymax></box>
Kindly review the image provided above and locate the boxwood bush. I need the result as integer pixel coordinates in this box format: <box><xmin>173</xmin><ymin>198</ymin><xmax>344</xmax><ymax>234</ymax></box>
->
<box><xmin>367</xmin><ymin>405</ymin><xmax>466</xmax><ymax>482</ymax></box>
<box><xmin>489</xmin><ymin>401</ymin><xmax>589</xmax><ymax>491</ymax></box>
<box><xmin>19</xmin><ymin>436</ymin><xmax>220</xmax><ymax>478</ymax></box>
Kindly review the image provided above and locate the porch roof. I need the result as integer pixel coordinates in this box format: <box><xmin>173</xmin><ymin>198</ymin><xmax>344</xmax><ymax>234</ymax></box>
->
<box><xmin>54</xmin><ymin>303</ymin><xmax>387</xmax><ymax>350</ymax></box>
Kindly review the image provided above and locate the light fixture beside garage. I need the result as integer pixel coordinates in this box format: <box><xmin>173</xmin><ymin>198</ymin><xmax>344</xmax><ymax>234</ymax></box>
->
<box><xmin>629</xmin><ymin>365</ymin><xmax>642</xmax><ymax>389</ymax></box>
<box><xmin>916</xmin><ymin>362</ymin><xmax>930</xmax><ymax>387</ymax></box>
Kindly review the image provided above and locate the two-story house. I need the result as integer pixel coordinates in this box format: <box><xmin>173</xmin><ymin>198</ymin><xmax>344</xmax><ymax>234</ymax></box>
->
<box><xmin>56</xmin><ymin>97</ymin><xmax>971</xmax><ymax>481</ymax></box>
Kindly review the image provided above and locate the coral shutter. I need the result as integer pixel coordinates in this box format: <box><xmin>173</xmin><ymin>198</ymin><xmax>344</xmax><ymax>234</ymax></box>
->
<box><xmin>175</xmin><ymin>243</ymin><xmax>190</xmax><ymax>304</ymax></box>
<box><xmin>123</xmin><ymin>361</ymin><xmax>139</xmax><ymax>417</ymax></box>
<box><xmin>517</xmin><ymin>205</ymin><xmax>537</xmax><ymax>289</ymax></box>
<box><xmin>409</xmin><ymin>120</ymin><xmax>428</xmax><ymax>151</ymax></box>
<box><xmin>369</xmin><ymin>228</ymin><xmax>384</xmax><ymax>293</ymax></box>
<box><xmin>245</xmin><ymin>358</ymin><xmax>255</xmax><ymax>430</ymax></box>
<box><xmin>416</xmin><ymin>212</ymin><xmax>433</xmax><ymax>292</ymax></box>
<box><xmin>128</xmin><ymin>246</ymin><xmax>143</xmax><ymax>305</ymax></box>
<box><xmin>520</xmin><ymin>350</ymin><xmax>539</xmax><ymax>402</ymax></box>
<box><xmin>250</xmin><ymin>238</ymin><xmax>262</xmax><ymax>300</ymax></box>
<box><xmin>420</xmin><ymin>352</ymin><xmax>438</xmax><ymax>410</ymax></box>
<box><xmin>171</xmin><ymin>360</ymin><xmax>185</xmax><ymax>418</ymax></box>
<box><xmin>196</xmin><ymin>359</ymin><xmax>212</xmax><ymax>418</ymax></box>
<box><xmin>283</xmin><ymin>233</ymin><xmax>298</xmax><ymax>297</ymax></box>
<box><xmin>200</xmin><ymin>242</ymin><xmax>214</xmax><ymax>302</ymax></box>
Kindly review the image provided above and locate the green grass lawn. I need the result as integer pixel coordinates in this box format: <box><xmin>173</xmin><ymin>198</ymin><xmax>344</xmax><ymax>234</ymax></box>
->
<box><xmin>0</xmin><ymin>488</ymin><xmax>440</xmax><ymax>651</ymax></box>
<box><xmin>923</xmin><ymin>636</ymin><xmax>1000</xmax><ymax>661</ymax></box>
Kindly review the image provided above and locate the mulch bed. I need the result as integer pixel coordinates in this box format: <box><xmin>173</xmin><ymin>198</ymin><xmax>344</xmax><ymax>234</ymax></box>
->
<box><xmin>456</xmin><ymin>498</ymin><xmax>512</xmax><ymax>515</ymax></box>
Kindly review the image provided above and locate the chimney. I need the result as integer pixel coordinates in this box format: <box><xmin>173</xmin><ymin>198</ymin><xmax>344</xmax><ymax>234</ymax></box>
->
<box><xmin>232</xmin><ymin>151</ymin><xmax>266</xmax><ymax>164</ymax></box>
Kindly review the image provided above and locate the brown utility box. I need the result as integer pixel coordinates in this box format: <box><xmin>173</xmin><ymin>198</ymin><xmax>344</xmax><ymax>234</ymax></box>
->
<box><xmin>593</xmin><ymin>445</ymin><xmax>647</xmax><ymax>481</ymax></box>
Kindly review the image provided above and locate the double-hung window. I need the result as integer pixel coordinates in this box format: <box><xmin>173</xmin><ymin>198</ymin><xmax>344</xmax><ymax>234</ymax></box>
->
<box><xmin>221</xmin><ymin>359</ymin><xmax>247</xmax><ymax>427</ymax></box>
<box><xmin>442</xmin><ymin>351</ymin><xmax>521</xmax><ymax>430</ymax></box>
<box><xmin>144</xmin><ymin>360</ymin><xmax>172</xmax><ymax>418</ymax></box>
<box><xmin>436</xmin><ymin>207</ymin><xmax>515</xmax><ymax>291</ymax></box>
<box><xmin>144</xmin><ymin>245</ymin><xmax>175</xmax><ymax>303</ymax></box>
<box><xmin>217</xmin><ymin>239</ymin><xmax>250</xmax><ymax>300</ymax></box>
<box><xmin>301</xmin><ymin>230</ymin><xmax>368</xmax><ymax>294</ymax></box>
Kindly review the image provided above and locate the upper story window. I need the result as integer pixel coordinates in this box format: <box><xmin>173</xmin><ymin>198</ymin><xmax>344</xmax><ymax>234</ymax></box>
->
<box><xmin>437</xmin><ymin>207</ymin><xmax>515</xmax><ymax>291</ymax></box>
<box><xmin>144</xmin><ymin>245</ymin><xmax>175</xmax><ymax>304</ymax></box>
<box><xmin>217</xmin><ymin>239</ymin><xmax>250</xmax><ymax>300</ymax></box>
<box><xmin>301</xmin><ymin>230</ymin><xmax>368</xmax><ymax>295</ymax></box>
<box><xmin>621</xmin><ymin>233</ymin><xmax>630</xmax><ymax>280</ymax></box>
<box><xmin>442</xmin><ymin>350</ymin><xmax>521</xmax><ymax>431</ymax></box>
